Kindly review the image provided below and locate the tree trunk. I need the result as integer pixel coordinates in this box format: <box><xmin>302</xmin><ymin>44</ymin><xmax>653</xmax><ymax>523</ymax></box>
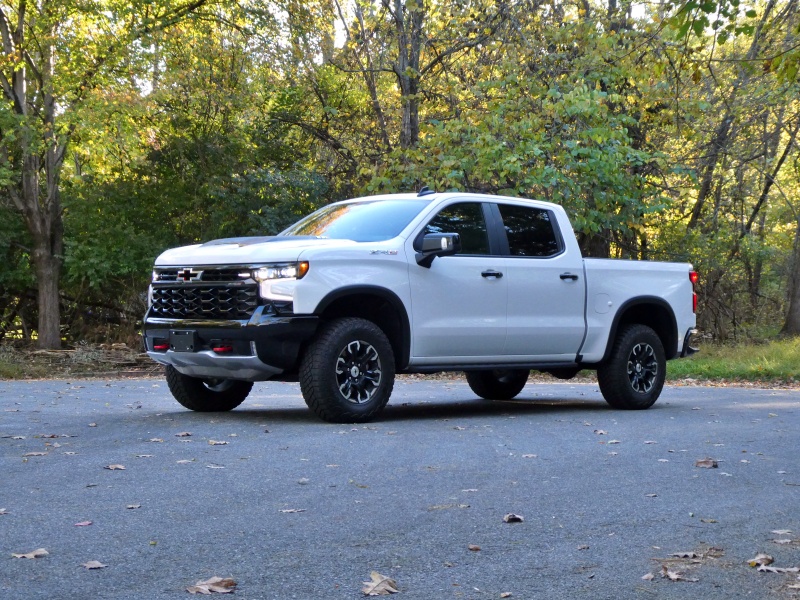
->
<box><xmin>781</xmin><ymin>218</ymin><xmax>800</xmax><ymax>336</ymax></box>
<box><xmin>387</xmin><ymin>0</ymin><xmax>424</xmax><ymax>149</ymax></box>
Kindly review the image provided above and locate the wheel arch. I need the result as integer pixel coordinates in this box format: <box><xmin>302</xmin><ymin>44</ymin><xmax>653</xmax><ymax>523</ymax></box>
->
<box><xmin>313</xmin><ymin>286</ymin><xmax>411</xmax><ymax>371</ymax></box>
<box><xmin>601</xmin><ymin>297</ymin><xmax>679</xmax><ymax>362</ymax></box>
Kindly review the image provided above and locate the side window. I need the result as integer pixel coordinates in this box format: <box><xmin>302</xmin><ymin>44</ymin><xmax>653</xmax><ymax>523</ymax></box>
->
<box><xmin>497</xmin><ymin>204</ymin><xmax>560</xmax><ymax>257</ymax></box>
<box><xmin>423</xmin><ymin>202</ymin><xmax>489</xmax><ymax>255</ymax></box>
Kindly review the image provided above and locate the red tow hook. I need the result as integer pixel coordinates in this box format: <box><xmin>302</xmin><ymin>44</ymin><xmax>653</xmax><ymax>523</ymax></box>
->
<box><xmin>153</xmin><ymin>344</ymin><xmax>169</xmax><ymax>351</ymax></box>
<box><xmin>212</xmin><ymin>345</ymin><xmax>234</xmax><ymax>353</ymax></box>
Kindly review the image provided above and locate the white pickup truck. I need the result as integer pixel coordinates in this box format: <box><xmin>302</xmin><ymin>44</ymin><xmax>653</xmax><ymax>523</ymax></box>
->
<box><xmin>143</xmin><ymin>190</ymin><xmax>698</xmax><ymax>422</ymax></box>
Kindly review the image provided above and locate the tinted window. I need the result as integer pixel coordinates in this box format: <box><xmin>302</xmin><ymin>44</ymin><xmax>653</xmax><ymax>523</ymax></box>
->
<box><xmin>497</xmin><ymin>204</ymin><xmax>560</xmax><ymax>257</ymax></box>
<box><xmin>281</xmin><ymin>200</ymin><xmax>429</xmax><ymax>242</ymax></box>
<box><xmin>424</xmin><ymin>202</ymin><xmax>489</xmax><ymax>255</ymax></box>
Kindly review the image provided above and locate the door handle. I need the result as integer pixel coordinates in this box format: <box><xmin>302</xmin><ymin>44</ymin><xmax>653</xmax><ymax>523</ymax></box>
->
<box><xmin>481</xmin><ymin>270</ymin><xmax>503</xmax><ymax>279</ymax></box>
<box><xmin>560</xmin><ymin>272</ymin><xmax>579</xmax><ymax>281</ymax></box>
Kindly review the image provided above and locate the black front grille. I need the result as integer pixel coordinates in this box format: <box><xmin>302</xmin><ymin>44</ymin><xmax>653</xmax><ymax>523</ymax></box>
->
<box><xmin>151</xmin><ymin>285</ymin><xmax>259</xmax><ymax>320</ymax></box>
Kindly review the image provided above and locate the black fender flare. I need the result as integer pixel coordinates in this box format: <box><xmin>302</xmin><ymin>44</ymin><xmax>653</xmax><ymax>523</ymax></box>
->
<box><xmin>597</xmin><ymin>296</ymin><xmax>679</xmax><ymax>363</ymax></box>
<box><xmin>313</xmin><ymin>285</ymin><xmax>412</xmax><ymax>370</ymax></box>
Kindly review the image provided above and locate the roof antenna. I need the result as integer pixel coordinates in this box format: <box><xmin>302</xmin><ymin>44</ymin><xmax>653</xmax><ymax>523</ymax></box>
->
<box><xmin>417</xmin><ymin>186</ymin><xmax>435</xmax><ymax>197</ymax></box>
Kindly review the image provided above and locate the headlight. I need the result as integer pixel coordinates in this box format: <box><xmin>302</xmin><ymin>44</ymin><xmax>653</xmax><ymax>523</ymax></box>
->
<box><xmin>253</xmin><ymin>262</ymin><xmax>309</xmax><ymax>282</ymax></box>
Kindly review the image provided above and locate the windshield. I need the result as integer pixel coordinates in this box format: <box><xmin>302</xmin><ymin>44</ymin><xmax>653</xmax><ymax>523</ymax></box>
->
<box><xmin>281</xmin><ymin>199</ymin><xmax>430</xmax><ymax>242</ymax></box>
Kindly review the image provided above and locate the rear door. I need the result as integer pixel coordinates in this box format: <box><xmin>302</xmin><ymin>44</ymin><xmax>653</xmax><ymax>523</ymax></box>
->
<box><xmin>494</xmin><ymin>202</ymin><xmax>586</xmax><ymax>359</ymax></box>
<box><xmin>407</xmin><ymin>201</ymin><xmax>508</xmax><ymax>359</ymax></box>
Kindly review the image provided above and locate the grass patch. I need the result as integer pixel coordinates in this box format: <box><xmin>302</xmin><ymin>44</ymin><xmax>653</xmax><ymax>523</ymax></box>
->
<box><xmin>667</xmin><ymin>337</ymin><xmax>800</xmax><ymax>383</ymax></box>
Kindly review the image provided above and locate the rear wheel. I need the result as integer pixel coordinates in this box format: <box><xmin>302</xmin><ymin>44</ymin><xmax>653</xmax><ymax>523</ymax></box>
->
<box><xmin>465</xmin><ymin>369</ymin><xmax>529</xmax><ymax>400</ymax></box>
<box><xmin>597</xmin><ymin>324</ymin><xmax>666</xmax><ymax>410</ymax></box>
<box><xmin>300</xmin><ymin>317</ymin><xmax>395</xmax><ymax>423</ymax></box>
<box><xmin>165</xmin><ymin>365</ymin><xmax>253</xmax><ymax>411</ymax></box>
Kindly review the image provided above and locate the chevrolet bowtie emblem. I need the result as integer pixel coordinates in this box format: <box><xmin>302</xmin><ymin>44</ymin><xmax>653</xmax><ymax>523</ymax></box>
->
<box><xmin>177</xmin><ymin>269</ymin><xmax>201</xmax><ymax>281</ymax></box>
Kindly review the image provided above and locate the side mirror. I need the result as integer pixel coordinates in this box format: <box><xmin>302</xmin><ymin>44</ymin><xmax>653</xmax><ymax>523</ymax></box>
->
<box><xmin>415</xmin><ymin>233</ymin><xmax>461</xmax><ymax>268</ymax></box>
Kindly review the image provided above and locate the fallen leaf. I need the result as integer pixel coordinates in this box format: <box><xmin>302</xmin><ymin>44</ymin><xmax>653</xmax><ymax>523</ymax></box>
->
<box><xmin>104</xmin><ymin>464</ymin><xmax>125</xmax><ymax>470</ymax></box>
<box><xmin>126</xmin><ymin>504</ymin><xmax>141</xmax><ymax>510</ymax></box>
<box><xmin>788</xmin><ymin>584</ymin><xmax>800</xmax><ymax>590</ymax></box>
<box><xmin>695</xmin><ymin>458</ymin><xmax>718</xmax><ymax>469</ymax></box>
<box><xmin>208</xmin><ymin>440</ymin><xmax>228</xmax><ymax>446</ymax></box>
<box><xmin>12</xmin><ymin>548</ymin><xmax>48</xmax><ymax>559</ymax></box>
<box><xmin>175</xmin><ymin>432</ymin><xmax>192</xmax><ymax>437</ymax></box>
<box><xmin>521</xmin><ymin>454</ymin><xmax>537</xmax><ymax>458</ymax></box>
<box><xmin>577</xmin><ymin>545</ymin><xmax>589</xmax><ymax>550</ymax></box>
<box><xmin>503</xmin><ymin>513</ymin><xmax>524</xmax><ymax>523</ymax></box>
<box><xmin>594</xmin><ymin>430</ymin><xmax>607</xmax><ymax>435</ymax></box>
<box><xmin>660</xmin><ymin>565</ymin><xmax>698</xmax><ymax>582</ymax></box>
<box><xmin>468</xmin><ymin>544</ymin><xmax>481</xmax><ymax>551</ymax></box>
<box><xmin>148</xmin><ymin>438</ymin><xmax>164</xmax><ymax>443</ymax></box>
<box><xmin>501</xmin><ymin>593</ymin><xmax>513</xmax><ymax>598</ymax></box>
<box><xmin>206</xmin><ymin>464</ymin><xmax>225</xmax><ymax>469</ymax></box>
<box><xmin>88</xmin><ymin>423</ymin><xmax>97</xmax><ymax>427</ymax></box>
<box><xmin>772</xmin><ymin>539</ymin><xmax>793</xmax><ymax>544</ymax></box>
<box><xmin>641</xmin><ymin>573</ymin><xmax>654</xmax><ymax>581</ymax></box>
<box><xmin>81</xmin><ymin>560</ymin><xmax>107</xmax><ymax>569</ymax></box>
<box><xmin>135</xmin><ymin>454</ymin><xmax>153</xmax><ymax>458</ymax></box>
<box><xmin>671</xmin><ymin>552</ymin><xmax>698</xmax><ymax>559</ymax></box>
<box><xmin>757</xmin><ymin>565</ymin><xmax>800</xmax><ymax>573</ymax></box>
<box><xmin>453</xmin><ymin>426</ymin><xmax>466</xmax><ymax>430</ymax></box>
<box><xmin>187</xmin><ymin>576</ymin><xmax>237</xmax><ymax>594</ymax></box>
<box><xmin>0</xmin><ymin>508</ymin><xmax>8</xmax><ymax>515</ymax></box>
<box><xmin>644</xmin><ymin>440</ymin><xmax>657</xmax><ymax>444</ymax></box>
<box><xmin>608</xmin><ymin>440</ymin><xmax>621</xmax><ymax>444</ymax></box>
<box><xmin>748</xmin><ymin>553</ymin><xmax>774</xmax><ymax>567</ymax></box>
<box><xmin>176</xmin><ymin>460</ymin><xmax>194</xmax><ymax>464</ymax></box>
<box><xmin>645</xmin><ymin>494</ymin><xmax>658</xmax><ymax>498</ymax></box>
<box><xmin>23</xmin><ymin>452</ymin><xmax>47</xmax><ymax>457</ymax></box>
<box><xmin>429</xmin><ymin>504</ymin><xmax>470</xmax><ymax>510</ymax></box>
<box><xmin>298</xmin><ymin>478</ymin><xmax>309</xmax><ymax>485</ymax></box>
<box><xmin>700</xmin><ymin>519</ymin><xmax>718</xmax><ymax>524</ymax></box>
<box><xmin>279</xmin><ymin>508</ymin><xmax>306</xmax><ymax>513</ymax></box>
<box><xmin>361</xmin><ymin>571</ymin><xmax>399</xmax><ymax>596</ymax></box>
<box><xmin>772</xmin><ymin>529</ymin><xmax>792</xmax><ymax>535</ymax></box>
<box><xmin>75</xmin><ymin>521</ymin><xmax>93</xmax><ymax>527</ymax></box>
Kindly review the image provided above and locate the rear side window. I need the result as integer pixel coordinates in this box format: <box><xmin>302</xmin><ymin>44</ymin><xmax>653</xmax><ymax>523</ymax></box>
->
<box><xmin>423</xmin><ymin>202</ymin><xmax>489</xmax><ymax>255</ymax></box>
<box><xmin>497</xmin><ymin>204</ymin><xmax>560</xmax><ymax>257</ymax></box>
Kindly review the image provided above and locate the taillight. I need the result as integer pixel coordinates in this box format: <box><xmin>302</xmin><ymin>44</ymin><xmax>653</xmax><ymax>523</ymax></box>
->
<box><xmin>689</xmin><ymin>271</ymin><xmax>698</xmax><ymax>313</ymax></box>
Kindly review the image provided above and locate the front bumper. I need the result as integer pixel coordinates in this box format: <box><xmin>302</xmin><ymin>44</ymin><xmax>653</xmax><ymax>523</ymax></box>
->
<box><xmin>142</xmin><ymin>305</ymin><xmax>319</xmax><ymax>381</ymax></box>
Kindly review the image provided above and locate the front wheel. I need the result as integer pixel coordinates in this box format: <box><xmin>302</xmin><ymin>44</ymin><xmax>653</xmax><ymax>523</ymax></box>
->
<box><xmin>465</xmin><ymin>369</ymin><xmax>529</xmax><ymax>400</ymax></box>
<box><xmin>597</xmin><ymin>324</ymin><xmax>666</xmax><ymax>410</ymax></box>
<box><xmin>300</xmin><ymin>318</ymin><xmax>395</xmax><ymax>423</ymax></box>
<box><xmin>165</xmin><ymin>365</ymin><xmax>253</xmax><ymax>412</ymax></box>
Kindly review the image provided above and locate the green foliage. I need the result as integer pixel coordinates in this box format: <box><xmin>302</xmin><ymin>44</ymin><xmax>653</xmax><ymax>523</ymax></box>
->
<box><xmin>667</xmin><ymin>337</ymin><xmax>800</xmax><ymax>381</ymax></box>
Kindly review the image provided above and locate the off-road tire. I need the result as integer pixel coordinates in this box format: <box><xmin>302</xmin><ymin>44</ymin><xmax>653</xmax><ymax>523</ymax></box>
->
<box><xmin>299</xmin><ymin>317</ymin><xmax>395</xmax><ymax>423</ymax></box>
<box><xmin>165</xmin><ymin>365</ymin><xmax>253</xmax><ymax>412</ymax></box>
<box><xmin>597</xmin><ymin>324</ymin><xmax>666</xmax><ymax>410</ymax></box>
<box><xmin>465</xmin><ymin>369</ymin><xmax>529</xmax><ymax>400</ymax></box>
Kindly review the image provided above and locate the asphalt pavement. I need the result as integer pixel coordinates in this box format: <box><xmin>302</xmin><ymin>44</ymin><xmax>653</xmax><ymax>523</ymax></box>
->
<box><xmin>1</xmin><ymin>377</ymin><xmax>799</xmax><ymax>599</ymax></box>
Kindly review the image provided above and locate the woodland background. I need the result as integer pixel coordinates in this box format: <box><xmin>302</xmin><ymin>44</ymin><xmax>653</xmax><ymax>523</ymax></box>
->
<box><xmin>0</xmin><ymin>0</ymin><xmax>799</xmax><ymax>349</ymax></box>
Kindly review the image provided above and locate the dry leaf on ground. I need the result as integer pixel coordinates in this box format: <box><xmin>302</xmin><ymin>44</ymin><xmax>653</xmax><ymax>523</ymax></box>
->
<box><xmin>12</xmin><ymin>548</ymin><xmax>48</xmax><ymax>559</ymax></box>
<box><xmin>503</xmin><ymin>513</ymin><xmax>524</xmax><ymax>523</ymax></box>
<box><xmin>186</xmin><ymin>576</ymin><xmax>237</xmax><ymax>594</ymax></box>
<box><xmin>126</xmin><ymin>504</ymin><xmax>141</xmax><ymax>510</ymax></box>
<box><xmin>208</xmin><ymin>440</ymin><xmax>228</xmax><ymax>446</ymax></box>
<box><xmin>279</xmin><ymin>508</ymin><xmax>306</xmax><ymax>513</ymax></box>
<box><xmin>748</xmin><ymin>553</ymin><xmax>774</xmax><ymax>567</ymax></box>
<box><xmin>660</xmin><ymin>566</ymin><xmax>698</xmax><ymax>582</ymax></box>
<box><xmin>501</xmin><ymin>593</ymin><xmax>513</xmax><ymax>598</ymax></box>
<box><xmin>175</xmin><ymin>432</ymin><xmax>192</xmax><ymax>437</ymax></box>
<box><xmin>695</xmin><ymin>458</ymin><xmax>718</xmax><ymax>468</ymax></box>
<box><xmin>0</xmin><ymin>508</ymin><xmax>8</xmax><ymax>515</ymax></box>
<box><xmin>23</xmin><ymin>452</ymin><xmax>47</xmax><ymax>457</ymax></box>
<box><xmin>671</xmin><ymin>552</ymin><xmax>699</xmax><ymax>559</ymax></box>
<box><xmin>772</xmin><ymin>530</ymin><xmax>792</xmax><ymax>535</ymax></box>
<box><xmin>468</xmin><ymin>544</ymin><xmax>481</xmax><ymax>551</ymax></box>
<box><xmin>361</xmin><ymin>571</ymin><xmax>399</xmax><ymax>596</ymax></box>
<box><xmin>757</xmin><ymin>565</ymin><xmax>800</xmax><ymax>573</ymax></box>
<box><xmin>74</xmin><ymin>521</ymin><xmax>92</xmax><ymax>527</ymax></box>
<box><xmin>104</xmin><ymin>464</ymin><xmax>125</xmax><ymax>470</ymax></box>
<box><xmin>81</xmin><ymin>560</ymin><xmax>107</xmax><ymax>569</ymax></box>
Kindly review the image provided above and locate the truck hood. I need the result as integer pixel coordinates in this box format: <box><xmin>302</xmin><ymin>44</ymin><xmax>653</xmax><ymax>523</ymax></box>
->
<box><xmin>155</xmin><ymin>235</ymin><xmax>358</xmax><ymax>266</ymax></box>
